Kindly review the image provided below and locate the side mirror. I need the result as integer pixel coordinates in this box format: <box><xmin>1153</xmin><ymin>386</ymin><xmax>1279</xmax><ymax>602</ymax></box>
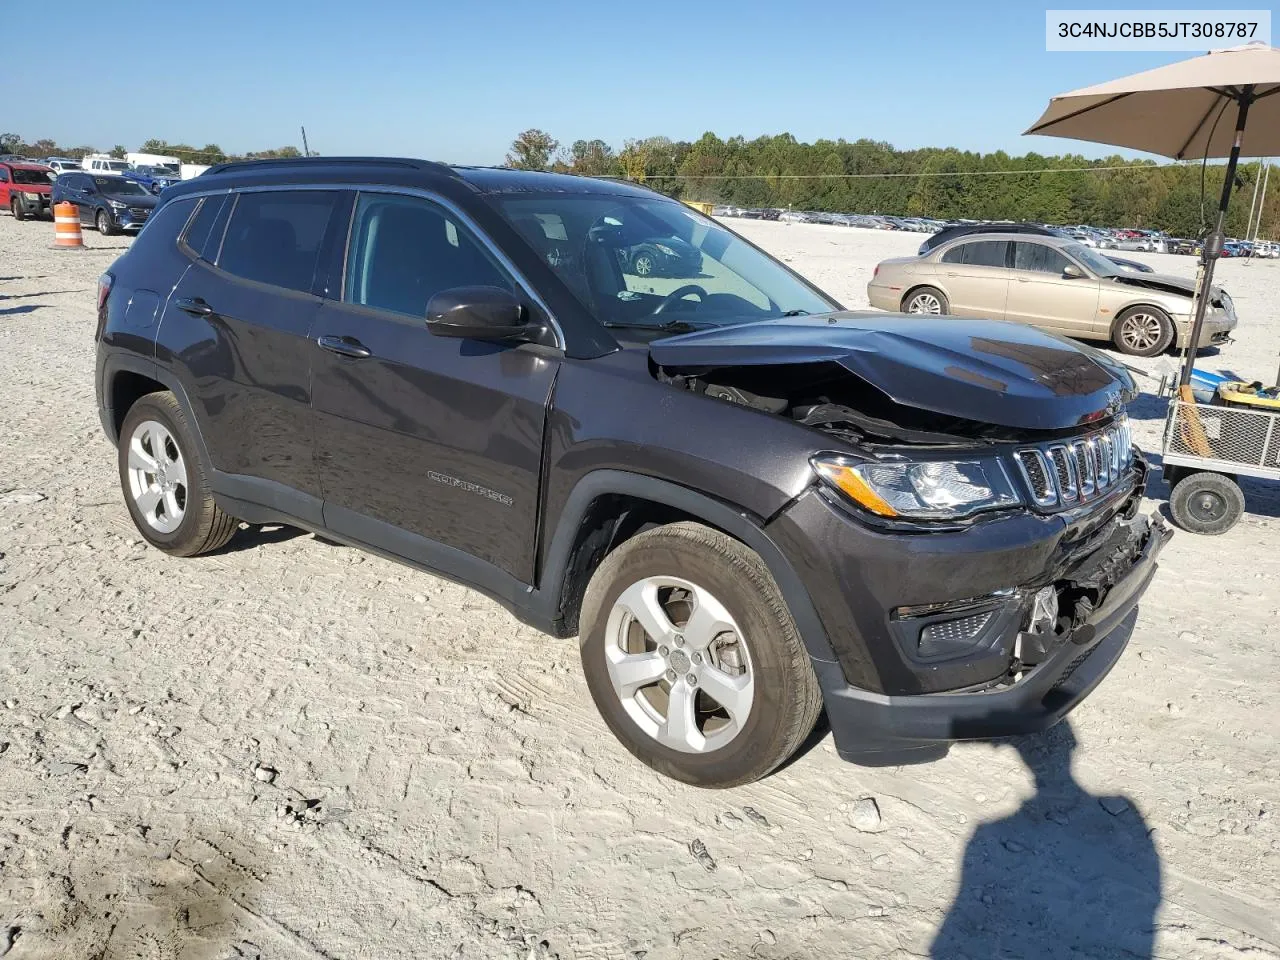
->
<box><xmin>426</xmin><ymin>286</ymin><xmax>530</xmax><ymax>341</ymax></box>
<box><xmin>1062</xmin><ymin>264</ymin><xmax>1084</xmax><ymax>279</ymax></box>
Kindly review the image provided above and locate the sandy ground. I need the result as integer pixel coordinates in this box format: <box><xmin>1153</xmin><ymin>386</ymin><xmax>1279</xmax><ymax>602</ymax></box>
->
<box><xmin>1</xmin><ymin>214</ymin><xmax>1278</xmax><ymax>960</ymax></box>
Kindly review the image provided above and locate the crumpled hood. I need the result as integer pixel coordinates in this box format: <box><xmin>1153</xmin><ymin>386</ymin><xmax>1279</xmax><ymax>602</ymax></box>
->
<box><xmin>650</xmin><ymin>312</ymin><xmax>1137</xmax><ymax>432</ymax></box>
<box><xmin>1110</xmin><ymin>271</ymin><xmax>1224</xmax><ymax>302</ymax></box>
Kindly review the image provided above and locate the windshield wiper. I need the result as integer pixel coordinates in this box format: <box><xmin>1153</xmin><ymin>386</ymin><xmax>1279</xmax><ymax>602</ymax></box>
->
<box><xmin>781</xmin><ymin>309</ymin><xmax>810</xmax><ymax>317</ymax></box>
<box><xmin>601</xmin><ymin>319</ymin><xmax>704</xmax><ymax>333</ymax></box>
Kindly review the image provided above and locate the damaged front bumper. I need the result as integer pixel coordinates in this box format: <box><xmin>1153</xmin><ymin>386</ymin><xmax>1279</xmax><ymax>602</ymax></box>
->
<box><xmin>767</xmin><ymin>465</ymin><xmax>1171</xmax><ymax>766</ymax></box>
<box><xmin>817</xmin><ymin>512</ymin><xmax>1169</xmax><ymax>765</ymax></box>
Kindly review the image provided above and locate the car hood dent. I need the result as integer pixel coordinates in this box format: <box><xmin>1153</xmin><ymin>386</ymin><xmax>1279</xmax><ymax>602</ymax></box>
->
<box><xmin>650</xmin><ymin>312</ymin><xmax>1137</xmax><ymax>431</ymax></box>
<box><xmin>1110</xmin><ymin>271</ymin><xmax>1223</xmax><ymax>301</ymax></box>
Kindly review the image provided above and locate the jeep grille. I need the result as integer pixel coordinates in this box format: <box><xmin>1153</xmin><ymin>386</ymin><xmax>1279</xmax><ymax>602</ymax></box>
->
<box><xmin>1014</xmin><ymin>418</ymin><xmax>1133</xmax><ymax>510</ymax></box>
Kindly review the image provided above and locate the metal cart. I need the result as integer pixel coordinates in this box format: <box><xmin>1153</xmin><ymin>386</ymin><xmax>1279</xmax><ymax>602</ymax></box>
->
<box><xmin>1161</xmin><ymin>396</ymin><xmax>1280</xmax><ymax>534</ymax></box>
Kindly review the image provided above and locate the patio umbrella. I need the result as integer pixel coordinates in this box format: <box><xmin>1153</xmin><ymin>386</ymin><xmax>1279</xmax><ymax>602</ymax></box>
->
<box><xmin>1026</xmin><ymin>43</ymin><xmax>1280</xmax><ymax>385</ymax></box>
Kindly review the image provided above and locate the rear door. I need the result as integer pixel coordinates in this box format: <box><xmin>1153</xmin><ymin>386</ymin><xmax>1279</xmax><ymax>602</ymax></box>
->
<box><xmin>938</xmin><ymin>240</ymin><xmax>1010</xmax><ymax>319</ymax></box>
<box><xmin>1004</xmin><ymin>241</ymin><xmax>1102</xmax><ymax>337</ymax></box>
<box><xmin>310</xmin><ymin>190</ymin><xmax>559</xmax><ymax>582</ymax></box>
<box><xmin>160</xmin><ymin>189</ymin><xmax>346</xmax><ymax>520</ymax></box>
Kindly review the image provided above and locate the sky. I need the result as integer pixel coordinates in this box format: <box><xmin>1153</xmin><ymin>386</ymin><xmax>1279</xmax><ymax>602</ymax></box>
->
<box><xmin>9</xmin><ymin>0</ymin><xmax>1252</xmax><ymax>164</ymax></box>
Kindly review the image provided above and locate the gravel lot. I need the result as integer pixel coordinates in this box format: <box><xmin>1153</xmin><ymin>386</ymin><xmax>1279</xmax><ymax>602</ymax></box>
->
<box><xmin>1</xmin><ymin>213</ymin><xmax>1278</xmax><ymax>960</ymax></box>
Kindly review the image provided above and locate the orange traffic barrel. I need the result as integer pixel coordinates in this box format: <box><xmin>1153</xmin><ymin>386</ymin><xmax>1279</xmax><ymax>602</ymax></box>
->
<box><xmin>53</xmin><ymin>202</ymin><xmax>83</xmax><ymax>249</ymax></box>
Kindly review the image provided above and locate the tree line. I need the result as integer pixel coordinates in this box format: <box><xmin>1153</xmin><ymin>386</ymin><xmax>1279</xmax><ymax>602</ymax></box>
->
<box><xmin>506</xmin><ymin>129</ymin><xmax>1277</xmax><ymax>239</ymax></box>
<box><xmin>0</xmin><ymin>134</ymin><xmax>307</xmax><ymax>166</ymax></box>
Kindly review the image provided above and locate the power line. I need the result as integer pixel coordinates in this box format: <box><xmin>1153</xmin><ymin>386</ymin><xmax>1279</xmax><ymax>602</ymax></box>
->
<box><xmin>645</xmin><ymin>164</ymin><xmax>1186</xmax><ymax>181</ymax></box>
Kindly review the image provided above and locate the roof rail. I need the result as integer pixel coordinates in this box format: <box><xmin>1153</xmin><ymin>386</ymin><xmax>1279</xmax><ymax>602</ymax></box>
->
<box><xmin>202</xmin><ymin>156</ymin><xmax>457</xmax><ymax>178</ymax></box>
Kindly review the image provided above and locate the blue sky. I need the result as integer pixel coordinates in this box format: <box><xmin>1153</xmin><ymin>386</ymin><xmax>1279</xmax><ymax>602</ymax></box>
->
<box><xmin>12</xmin><ymin>0</ymin><xmax>1233</xmax><ymax>162</ymax></box>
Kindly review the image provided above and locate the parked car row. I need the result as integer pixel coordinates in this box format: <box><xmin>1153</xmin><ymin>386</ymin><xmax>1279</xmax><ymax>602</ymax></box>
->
<box><xmin>0</xmin><ymin>157</ymin><xmax>159</xmax><ymax>233</ymax></box>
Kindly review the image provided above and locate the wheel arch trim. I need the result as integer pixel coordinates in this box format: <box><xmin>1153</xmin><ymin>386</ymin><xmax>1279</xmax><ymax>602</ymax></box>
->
<box><xmin>538</xmin><ymin>470</ymin><xmax>839</xmax><ymax>665</ymax></box>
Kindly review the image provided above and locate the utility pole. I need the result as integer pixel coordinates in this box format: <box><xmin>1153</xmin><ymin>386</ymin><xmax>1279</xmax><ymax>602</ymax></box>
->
<box><xmin>301</xmin><ymin>126</ymin><xmax>311</xmax><ymax>157</ymax></box>
<box><xmin>1245</xmin><ymin>159</ymin><xmax>1264</xmax><ymax>242</ymax></box>
<box><xmin>1255</xmin><ymin>160</ymin><xmax>1271</xmax><ymax>241</ymax></box>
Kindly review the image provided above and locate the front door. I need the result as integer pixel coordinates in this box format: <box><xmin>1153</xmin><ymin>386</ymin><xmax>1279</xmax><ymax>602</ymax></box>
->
<box><xmin>938</xmin><ymin>239</ymin><xmax>1010</xmax><ymax>319</ymax></box>
<box><xmin>1005</xmin><ymin>241</ymin><xmax>1102</xmax><ymax>337</ymax></box>
<box><xmin>310</xmin><ymin>191</ymin><xmax>559</xmax><ymax>583</ymax></box>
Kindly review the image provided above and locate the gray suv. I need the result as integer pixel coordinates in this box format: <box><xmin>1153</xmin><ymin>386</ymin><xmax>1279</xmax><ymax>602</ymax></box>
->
<box><xmin>93</xmin><ymin>158</ymin><xmax>1168</xmax><ymax>786</ymax></box>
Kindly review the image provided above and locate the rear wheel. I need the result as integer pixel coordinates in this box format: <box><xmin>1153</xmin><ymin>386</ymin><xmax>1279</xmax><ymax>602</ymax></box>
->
<box><xmin>118</xmin><ymin>391</ymin><xmax>238</xmax><ymax>556</ymax></box>
<box><xmin>11</xmin><ymin>197</ymin><xmax>25</xmax><ymax>221</ymax></box>
<box><xmin>632</xmin><ymin>251</ymin><xmax>657</xmax><ymax>276</ymax></box>
<box><xmin>579</xmin><ymin>522</ymin><xmax>822</xmax><ymax>787</ymax></box>
<box><xmin>1169</xmin><ymin>471</ymin><xmax>1244</xmax><ymax>535</ymax></box>
<box><xmin>902</xmin><ymin>286</ymin><xmax>949</xmax><ymax>315</ymax></box>
<box><xmin>1113</xmin><ymin>305</ymin><xmax>1174</xmax><ymax>356</ymax></box>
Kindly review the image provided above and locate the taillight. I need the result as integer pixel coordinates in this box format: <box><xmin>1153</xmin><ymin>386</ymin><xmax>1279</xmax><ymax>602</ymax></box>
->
<box><xmin>97</xmin><ymin>272</ymin><xmax>113</xmax><ymax>312</ymax></box>
<box><xmin>95</xmin><ymin>272</ymin><xmax>113</xmax><ymax>341</ymax></box>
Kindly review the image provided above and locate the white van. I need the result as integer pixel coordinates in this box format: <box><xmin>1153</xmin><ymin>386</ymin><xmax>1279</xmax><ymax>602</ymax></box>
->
<box><xmin>81</xmin><ymin>154</ymin><xmax>130</xmax><ymax>175</ymax></box>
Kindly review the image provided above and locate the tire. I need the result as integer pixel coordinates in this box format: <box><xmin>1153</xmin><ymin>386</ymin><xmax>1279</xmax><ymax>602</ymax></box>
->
<box><xmin>96</xmin><ymin>208</ymin><xmax>117</xmax><ymax>236</ymax></box>
<box><xmin>117</xmin><ymin>391</ymin><xmax>238</xmax><ymax>556</ymax></box>
<box><xmin>631</xmin><ymin>251</ymin><xmax>657</xmax><ymax>277</ymax></box>
<box><xmin>1112</xmin><ymin>305</ymin><xmax>1174</xmax><ymax>356</ymax></box>
<box><xmin>1168</xmin><ymin>471</ymin><xmax>1244</xmax><ymax>536</ymax></box>
<box><xmin>579</xmin><ymin>521</ymin><xmax>822</xmax><ymax>787</ymax></box>
<box><xmin>902</xmin><ymin>286</ymin><xmax>949</xmax><ymax>315</ymax></box>
<box><xmin>11</xmin><ymin>197</ymin><xmax>25</xmax><ymax>221</ymax></box>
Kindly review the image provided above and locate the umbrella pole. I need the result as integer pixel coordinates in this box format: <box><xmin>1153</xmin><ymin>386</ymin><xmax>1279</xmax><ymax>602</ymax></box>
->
<box><xmin>1180</xmin><ymin>88</ymin><xmax>1254</xmax><ymax>387</ymax></box>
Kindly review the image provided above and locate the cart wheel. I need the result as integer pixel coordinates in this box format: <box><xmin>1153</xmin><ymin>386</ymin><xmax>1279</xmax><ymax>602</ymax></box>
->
<box><xmin>1169</xmin><ymin>471</ymin><xmax>1244</xmax><ymax>535</ymax></box>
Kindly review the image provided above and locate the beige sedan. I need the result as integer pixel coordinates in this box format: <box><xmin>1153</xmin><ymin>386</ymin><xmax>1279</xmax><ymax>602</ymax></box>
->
<box><xmin>867</xmin><ymin>232</ymin><xmax>1237</xmax><ymax>357</ymax></box>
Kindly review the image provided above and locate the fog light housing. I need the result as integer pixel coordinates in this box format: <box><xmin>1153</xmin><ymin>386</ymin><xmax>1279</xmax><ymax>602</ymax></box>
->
<box><xmin>919</xmin><ymin>610</ymin><xmax>998</xmax><ymax>659</ymax></box>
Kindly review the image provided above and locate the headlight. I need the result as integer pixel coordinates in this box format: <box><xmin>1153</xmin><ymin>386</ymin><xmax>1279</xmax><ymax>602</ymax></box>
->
<box><xmin>654</xmin><ymin>244</ymin><xmax>677</xmax><ymax>256</ymax></box>
<box><xmin>108</xmin><ymin>200</ymin><xmax>126</xmax><ymax>210</ymax></box>
<box><xmin>812</xmin><ymin>455</ymin><xmax>1021</xmax><ymax>520</ymax></box>
<box><xmin>22</xmin><ymin>191</ymin><xmax>40</xmax><ymax>200</ymax></box>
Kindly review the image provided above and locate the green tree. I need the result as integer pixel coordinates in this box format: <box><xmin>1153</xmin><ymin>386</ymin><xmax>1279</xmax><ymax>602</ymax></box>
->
<box><xmin>109</xmin><ymin>145</ymin><xmax>127</xmax><ymax>159</ymax></box>
<box><xmin>505</xmin><ymin>129</ymin><xmax>559</xmax><ymax>171</ymax></box>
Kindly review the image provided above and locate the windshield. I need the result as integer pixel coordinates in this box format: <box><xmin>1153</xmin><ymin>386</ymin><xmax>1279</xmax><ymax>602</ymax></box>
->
<box><xmin>99</xmin><ymin>160</ymin><xmax>128</xmax><ymax>172</ymax></box>
<box><xmin>95</xmin><ymin>177</ymin><xmax>148</xmax><ymax>196</ymax></box>
<box><xmin>491</xmin><ymin>193</ymin><xmax>838</xmax><ymax>330</ymax></box>
<box><xmin>12</xmin><ymin>168</ymin><xmax>52</xmax><ymax>186</ymax></box>
<box><xmin>138</xmin><ymin>165</ymin><xmax>178</xmax><ymax>176</ymax></box>
<box><xmin>1063</xmin><ymin>242</ymin><xmax>1119</xmax><ymax>277</ymax></box>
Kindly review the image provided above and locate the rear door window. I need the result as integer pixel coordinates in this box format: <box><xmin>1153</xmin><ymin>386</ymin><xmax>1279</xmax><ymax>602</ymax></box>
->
<box><xmin>943</xmin><ymin>240</ymin><xmax>1008</xmax><ymax>267</ymax></box>
<box><xmin>217</xmin><ymin>191</ymin><xmax>341</xmax><ymax>294</ymax></box>
<box><xmin>343</xmin><ymin>192</ymin><xmax>513</xmax><ymax>318</ymax></box>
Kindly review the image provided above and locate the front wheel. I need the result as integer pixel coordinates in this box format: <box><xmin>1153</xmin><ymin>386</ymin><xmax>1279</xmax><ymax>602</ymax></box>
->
<box><xmin>631</xmin><ymin>251</ymin><xmax>657</xmax><ymax>276</ymax></box>
<box><xmin>1113</xmin><ymin>305</ymin><xmax>1174</xmax><ymax>356</ymax></box>
<box><xmin>1168</xmin><ymin>471</ymin><xmax>1244</xmax><ymax>535</ymax></box>
<box><xmin>579</xmin><ymin>522</ymin><xmax>822</xmax><ymax>787</ymax></box>
<box><xmin>902</xmin><ymin>286</ymin><xmax>949</xmax><ymax>315</ymax></box>
<box><xmin>11</xmin><ymin>197</ymin><xmax>25</xmax><ymax>221</ymax></box>
<box><xmin>96</xmin><ymin>208</ymin><xmax>118</xmax><ymax>236</ymax></box>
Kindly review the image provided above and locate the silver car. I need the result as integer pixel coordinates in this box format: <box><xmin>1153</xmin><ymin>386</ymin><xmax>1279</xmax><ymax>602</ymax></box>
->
<box><xmin>867</xmin><ymin>232</ymin><xmax>1237</xmax><ymax>357</ymax></box>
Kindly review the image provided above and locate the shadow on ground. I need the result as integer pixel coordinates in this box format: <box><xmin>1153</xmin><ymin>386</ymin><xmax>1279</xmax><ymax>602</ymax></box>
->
<box><xmin>932</xmin><ymin>721</ymin><xmax>1160</xmax><ymax>959</ymax></box>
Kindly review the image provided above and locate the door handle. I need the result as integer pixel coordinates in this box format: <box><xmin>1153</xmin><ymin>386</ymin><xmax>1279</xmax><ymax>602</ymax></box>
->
<box><xmin>176</xmin><ymin>297</ymin><xmax>213</xmax><ymax>316</ymax></box>
<box><xmin>317</xmin><ymin>334</ymin><xmax>372</xmax><ymax>359</ymax></box>
<box><xmin>945</xmin><ymin>271</ymin><xmax>959</xmax><ymax>277</ymax></box>
<box><xmin>1015</xmin><ymin>277</ymin><xmax>1031</xmax><ymax>283</ymax></box>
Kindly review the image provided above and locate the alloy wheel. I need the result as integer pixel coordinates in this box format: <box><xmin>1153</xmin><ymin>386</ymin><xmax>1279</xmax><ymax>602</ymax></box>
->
<box><xmin>908</xmin><ymin>292</ymin><xmax>942</xmax><ymax>314</ymax></box>
<box><xmin>1120</xmin><ymin>312</ymin><xmax>1163</xmax><ymax>351</ymax></box>
<box><xmin>603</xmin><ymin>575</ymin><xmax>754</xmax><ymax>754</ymax></box>
<box><xmin>633</xmin><ymin>254</ymin><xmax>655</xmax><ymax>276</ymax></box>
<box><xmin>126</xmin><ymin>420</ymin><xmax>188</xmax><ymax>534</ymax></box>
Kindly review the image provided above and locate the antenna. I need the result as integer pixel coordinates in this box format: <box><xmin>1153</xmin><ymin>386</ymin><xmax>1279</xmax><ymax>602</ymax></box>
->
<box><xmin>301</xmin><ymin>126</ymin><xmax>311</xmax><ymax>157</ymax></box>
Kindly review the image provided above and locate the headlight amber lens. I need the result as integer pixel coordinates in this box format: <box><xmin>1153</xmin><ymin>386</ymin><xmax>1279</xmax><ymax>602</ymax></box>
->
<box><xmin>813</xmin><ymin>456</ymin><xmax>1021</xmax><ymax>519</ymax></box>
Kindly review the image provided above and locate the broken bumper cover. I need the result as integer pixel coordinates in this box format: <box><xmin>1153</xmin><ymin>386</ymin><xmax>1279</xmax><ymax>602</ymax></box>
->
<box><xmin>818</xmin><ymin>512</ymin><xmax>1171</xmax><ymax>766</ymax></box>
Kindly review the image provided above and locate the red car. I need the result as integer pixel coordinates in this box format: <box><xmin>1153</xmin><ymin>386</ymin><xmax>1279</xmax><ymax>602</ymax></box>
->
<box><xmin>0</xmin><ymin>161</ymin><xmax>55</xmax><ymax>221</ymax></box>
